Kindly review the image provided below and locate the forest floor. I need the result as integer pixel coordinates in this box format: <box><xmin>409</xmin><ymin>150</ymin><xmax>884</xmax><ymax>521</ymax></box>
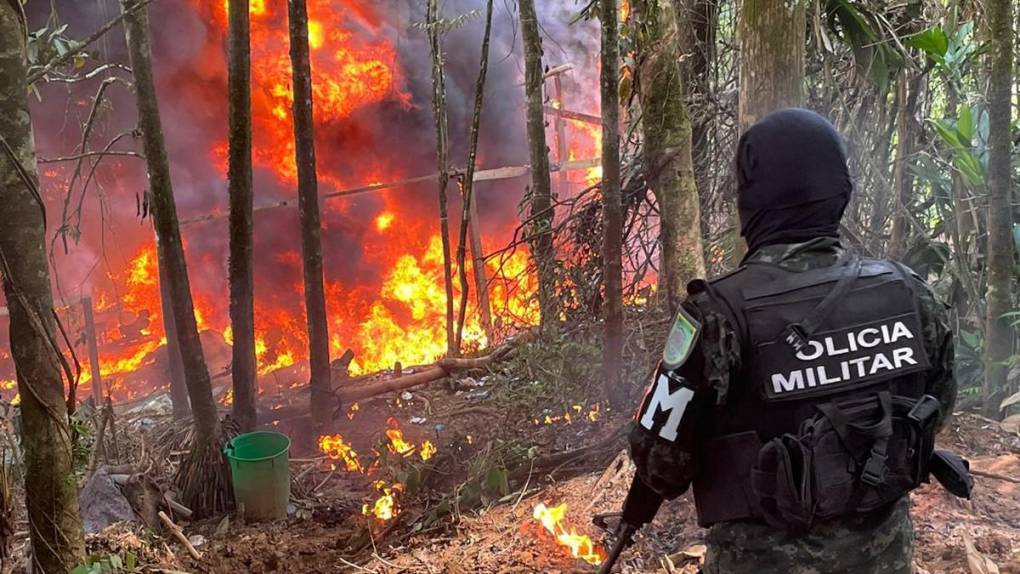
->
<box><xmin>10</xmin><ymin>321</ymin><xmax>1020</xmax><ymax>573</ymax></box>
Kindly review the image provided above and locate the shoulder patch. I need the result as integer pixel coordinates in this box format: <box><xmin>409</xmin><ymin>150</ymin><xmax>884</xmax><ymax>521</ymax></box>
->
<box><xmin>662</xmin><ymin>306</ymin><xmax>701</xmax><ymax>369</ymax></box>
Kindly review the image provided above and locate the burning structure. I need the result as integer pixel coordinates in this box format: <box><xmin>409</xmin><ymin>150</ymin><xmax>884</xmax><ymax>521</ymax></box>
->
<box><xmin>1</xmin><ymin>0</ymin><xmax>609</xmax><ymax>405</ymax></box>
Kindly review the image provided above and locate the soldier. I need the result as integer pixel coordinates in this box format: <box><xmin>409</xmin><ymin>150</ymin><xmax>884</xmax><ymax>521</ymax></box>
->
<box><xmin>613</xmin><ymin>108</ymin><xmax>961</xmax><ymax>574</ymax></box>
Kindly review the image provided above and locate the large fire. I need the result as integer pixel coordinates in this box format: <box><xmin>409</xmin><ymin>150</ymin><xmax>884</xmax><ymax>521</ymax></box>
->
<box><xmin>0</xmin><ymin>0</ymin><xmax>607</xmax><ymax>404</ymax></box>
<box><xmin>532</xmin><ymin>502</ymin><xmax>606</xmax><ymax>566</ymax></box>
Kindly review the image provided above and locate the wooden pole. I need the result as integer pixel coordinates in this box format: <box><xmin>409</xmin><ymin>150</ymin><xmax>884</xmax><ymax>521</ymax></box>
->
<box><xmin>467</xmin><ymin>197</ymin><xmax>492</xmax><ymax>338</ymax></box>
<box><xmin>81</xmin><ymin>295</ymin><xmax>103</xmax><ymax>404</ymax></box>
<box><xmin>552</xmin><ymin>74</ymin><xmax>569</xmax><ymax>195</ymax></box>
<box><xmin>156</xmin><ymin>236</ymin><xmax>190</xmax><ymax>418</ymax></box>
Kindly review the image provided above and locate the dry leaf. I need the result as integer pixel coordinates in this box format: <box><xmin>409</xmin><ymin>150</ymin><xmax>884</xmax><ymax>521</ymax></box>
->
<box><xmin>964</xmin><ymin>533</ymin><xmax>1000</xmax><ymax>574</ymax></box>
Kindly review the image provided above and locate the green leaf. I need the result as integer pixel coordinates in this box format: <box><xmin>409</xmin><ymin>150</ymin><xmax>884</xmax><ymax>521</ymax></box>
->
<box><xmin>907</xmin><ymin>26</ymin><xmax>949</xmax><ymax>60</ymax></box>
<box><xmin>70</xmin><ymin>566</ymin><xmax>92</xmax><ymax>574</ymax></box>
<box><xmin>957</xmin><ymin>103</ymin><xmax>974</xmax><ymax>142</ymax></box>
<box><xmin>932</xmin><ymin>119</ymin><xmax>963</xmax><ymax>149</ymax></box>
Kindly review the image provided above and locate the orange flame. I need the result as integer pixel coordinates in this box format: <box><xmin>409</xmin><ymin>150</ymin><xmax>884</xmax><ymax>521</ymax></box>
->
<box><xmin>419</xmin><ymin>440</ymin><xmax>436</xmax><ymax>461</ymax></box>
<box><xmin>532</xmin><ymin>503</ymin><xmax>606</xmax><ymax>566</ymax></box>
<box><xmin>385</xmin><ymin>417</ymin><xmax>414</xmax><ymax>456</ymax></box>
<box><xmin>318</xmin><ymin>433</ymin><xmax>364</xmax><ymax>473</ymax></box>
<box><xmin>363</xmin><ymin>480</ymin><xmax>402</xmax><ymax>521</ymax></box>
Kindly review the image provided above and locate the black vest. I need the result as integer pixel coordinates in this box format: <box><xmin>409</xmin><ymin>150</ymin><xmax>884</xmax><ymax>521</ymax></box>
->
<box><xmin>691</xmin><ymin>257</ymin><xmax>936</xmax><ymax>528</ymax></box>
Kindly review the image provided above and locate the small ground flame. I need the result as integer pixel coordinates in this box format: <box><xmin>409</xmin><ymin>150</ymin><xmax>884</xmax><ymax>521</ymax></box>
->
<box><xmin>532</xmin><ymin>502</ymin><xmax>606</xmax><ymax>566</ymax></box>
<box><xmin>385</xmin><ymin>417</ymin><xmax>415</xmax><ymax>456</ymax></box>
<box><xmin>363</xmin><ymin>480</ymin><xmax>403</xmax><ymax>521</ymax></box>
<box><xmin>318</xmin><ymin>433</ymin><xmax>364</xmax><ymax>473</ymax></box>
<box><xmin>419</xmin><ymin>440</ymin><xmax>436</xmax><ymax>461</ymax></box>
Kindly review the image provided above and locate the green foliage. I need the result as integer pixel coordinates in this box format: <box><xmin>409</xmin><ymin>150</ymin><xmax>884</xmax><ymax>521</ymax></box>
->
<box><xmin>929</xmin><ymin>103</ymin><xmax>987</xmax><ymax>188</ymax></box>
<box><xmin>823</xmin><ymin>0</ymin><xmax>904</xmax><ymax>92</ymax></box>
<box><xmin>71</xmin><ymin>553</ymin><xmax>137</xmax><ymax>574</ymax></box>
<box><xmin>68</xmin><ymin>411</ymin><xmax>94</xmax><ymax>477</ymax></box>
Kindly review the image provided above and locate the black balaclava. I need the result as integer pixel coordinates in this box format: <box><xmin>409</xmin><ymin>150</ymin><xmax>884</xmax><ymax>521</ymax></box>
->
<box><xmin>737</xmin><ymin>108</ymin><xmax>852</xmax><ymax>257</ymax></box>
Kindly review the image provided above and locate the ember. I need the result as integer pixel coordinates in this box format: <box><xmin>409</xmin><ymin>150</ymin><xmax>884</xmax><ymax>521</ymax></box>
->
<box><xmin>532</xmin><ymin>502</ymin><xmax>606</xmax><ymax>566</ymax></box>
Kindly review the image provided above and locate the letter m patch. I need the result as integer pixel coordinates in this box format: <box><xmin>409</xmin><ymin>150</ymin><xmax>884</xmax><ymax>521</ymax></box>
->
<box><xmin>637</xmin><ymin>372</ymin><xmax>694</xmax><ymax>442</ymax></box>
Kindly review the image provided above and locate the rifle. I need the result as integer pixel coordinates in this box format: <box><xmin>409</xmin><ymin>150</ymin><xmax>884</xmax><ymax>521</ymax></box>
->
<box><xmin>597</xmin><ymin>476</ymin><xmax>663</xmax><ymax>574</ymax></box>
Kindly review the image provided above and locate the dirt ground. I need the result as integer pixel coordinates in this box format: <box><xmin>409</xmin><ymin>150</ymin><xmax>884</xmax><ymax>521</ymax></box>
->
<box><xmin>73</xmin><ymin>380</ymin><xmax>1020</xmax><ymax>574</ymax></box>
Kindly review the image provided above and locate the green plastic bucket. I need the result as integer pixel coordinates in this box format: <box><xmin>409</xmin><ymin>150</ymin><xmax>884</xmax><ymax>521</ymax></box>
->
<box><xmin>224</xmin><ymin>431</ymin><xmax>291</xmax><ymax>522</ymax></box>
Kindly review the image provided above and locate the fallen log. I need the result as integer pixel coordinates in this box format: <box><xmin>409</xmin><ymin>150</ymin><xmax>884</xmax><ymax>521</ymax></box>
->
<box><xmin>337</xmin><ymin>365</ymin><xmax>448</xmax><ymax>402</ymax></box>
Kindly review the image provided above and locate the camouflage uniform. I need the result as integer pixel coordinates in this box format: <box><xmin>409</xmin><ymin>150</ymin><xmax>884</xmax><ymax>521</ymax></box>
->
<box><xmin>629</xmin><ymin>238</ymin><xmax>956</xmax><ymax>574</ymax></box>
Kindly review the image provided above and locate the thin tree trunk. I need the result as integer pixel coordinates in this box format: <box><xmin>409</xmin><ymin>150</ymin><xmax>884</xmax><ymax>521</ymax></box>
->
<box><xmin>157</xmin><ymin>244</ymin><xmax>190</xmax><ymax>418</ymax></box>
<box><xmin>455</xmin><ymin>0</ymin><xmax>495</xmax><ymax>351</ymax></box>
<box><xmin>426</xmin><ymin>0</ymin><xmax>457</xmax><ymax>356</ymax></box>
<box><xmin>227</xmin><ymin>0</ymin><xmax>257</xmax><ymax>432</ymax></box>
<box><xmin>601</xmin><ymin>0</ymin><xmax>625</xmax><ymax>408</ymax></box>
<box><xmin>122</xmin><ymin>0</ymin><xmax>218</xmax><ymax>440</ymax></box>
<box><xmin>0</xmin><ymin>4</ymin><xmax>86</xmax><ymax>569</ymax></box>
<box><xmin>673</xmin><ymin>0</ymin><xmax>716</xmax><ymax>205</ymax></box>
<box><xmin>888</xmin><ymin>69</ymin><xmax>920</xmax><ymax>258</ymax></box>
<box><xmin>288</xmin><ymin>0</ymin><xmax>333</xmax><ymax>428</ymax></box>
<box><xmin>733</xmin><ymin>0</ymin><xmax>805</xmax><ymax>262</ymax></box>
<box><xmin>122</xmin><ymin>0</ymin><xmax>230</xmax><ymax>516</ymax></box>
<box><xmin>633</xmin><ymin>0</ymin><xmax>707</xmax><ymax>313</ymax></box>
<box><xmin>982</xmin><ymin>0</ymin><xmax>1014</xmax><ymax>418</ymax></box>
<box><xmin>519</xmin><ymin>0</ymin><xmax>557</xmax><ymax>329</ymax></box>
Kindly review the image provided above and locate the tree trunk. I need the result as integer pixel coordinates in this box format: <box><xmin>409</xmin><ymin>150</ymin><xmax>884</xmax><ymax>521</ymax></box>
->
<box><xmin>454</xmin><ymin>0</ymin><xmax>495</xmax><ymax>350</ymax></box>
<box><xmin>122</xmin><ymin>0</ymin><xmax>231</xmax><ymax>516</ymax></box>
<box><xmin>426</xmin><ymin>0</ymin><xmax>457</xmax><ymax>356</ymax></box>
<box><xmin>0</xmin><ymin>5</ymin><xmax>86</xmax><ymax>570</ymax></box>
<box><xmin>673</xmin><ymin>0</ymin><xmax>716</xmax><ymax>207</ymax></box>
<box><xmin>227</xmin><ymin>0</ymin><xmax>257</xmax><ymax>432</ymax></box>
<box><xmin>122</xmin><ymin>0</ymin><xmax>218</xmax><ymax>440</ymax></box>
<box><xmin>518</xmin><ymin>0</ymin><xmax>557</xmax><ymax>329</ymax></box>
<box><xmin>732</xmin><ymin>0</ymin><xmax>805</xmax><ymax>262</ymax></box>
<box><xmin>633</xmin><ymin>0</ymin><xmax>707</xmax><ymax>313</ymax></box>
<box><xmin>157</xmin><ymin>243</ymin><xmax>190</xmax><ymax>419</ymax></box>
<box><xmin>737</xmin><ymin>0</ymin><xmax>805</xmax><ymax>132</ymax></box>
<box><xmin>982</xmin><ymin>0</ymin><xmax>1014</xmax><ymax>418</ymax></box>
<box><xmin>601</xmin><ymin>0</ymin><xmax>625</xmax><ymax>408</ymax></box>
<box><xmin>287</xmin><ymin>0</ymin><xmax>333</xmax><ymax>429</ymax></box>
<box><xmin>888</xmin><ymin>70</ymin><xmax>920</xmax><ymax>258</ymax></box>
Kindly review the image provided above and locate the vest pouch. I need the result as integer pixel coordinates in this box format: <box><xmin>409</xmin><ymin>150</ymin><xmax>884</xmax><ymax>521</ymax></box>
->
<box><xmin>807</xmin><ymin>392</ymin><xmax>936</xmax><ymax>521</ymax></box>
<box><xmin>694</xmin><ymin>431</ymin><xmax>763</xmax><ymax>526</ymax></box>
<box><xmin>751</xmin><ymin>434</ymin><xmax>813</xmax><ymax>531</ymax></box>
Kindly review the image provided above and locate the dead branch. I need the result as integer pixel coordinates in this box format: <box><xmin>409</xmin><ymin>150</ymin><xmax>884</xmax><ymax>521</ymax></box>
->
<box><xmin>157</xmin><ymin>511</ymin><xmax>201</xmax><ymax>561</ymax></box>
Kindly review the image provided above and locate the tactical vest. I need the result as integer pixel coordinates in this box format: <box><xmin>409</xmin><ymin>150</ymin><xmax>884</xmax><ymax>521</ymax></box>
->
<box><xmin>690</xmin><ymin>256</ymin><xmax>942</xmax><ymax>531</ymax></box>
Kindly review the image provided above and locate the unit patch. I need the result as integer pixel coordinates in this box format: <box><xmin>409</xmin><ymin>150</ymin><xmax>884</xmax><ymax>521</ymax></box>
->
<box><xmin>662</xmin><ymin>306</ymin><xmax>701</xmax><ymax>369</ymax></box>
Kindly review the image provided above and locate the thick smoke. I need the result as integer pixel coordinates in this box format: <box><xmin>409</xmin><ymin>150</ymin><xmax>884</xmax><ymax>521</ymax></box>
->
<box><xmin>2</xmin><ymin>0</ymin><xmax>601</xmax><ymax>390</ymax></box>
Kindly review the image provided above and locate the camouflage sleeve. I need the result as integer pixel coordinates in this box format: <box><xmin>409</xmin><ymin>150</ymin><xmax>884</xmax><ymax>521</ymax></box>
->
<box><xmin>912</xmin><ymin>276</ymin><xmax>956</xmax><ymax>433</ymax></box>
<box><xmin>628</xmin><ymin>293</ymin><xmax>740</xmax><ymax>500</ymax></box>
